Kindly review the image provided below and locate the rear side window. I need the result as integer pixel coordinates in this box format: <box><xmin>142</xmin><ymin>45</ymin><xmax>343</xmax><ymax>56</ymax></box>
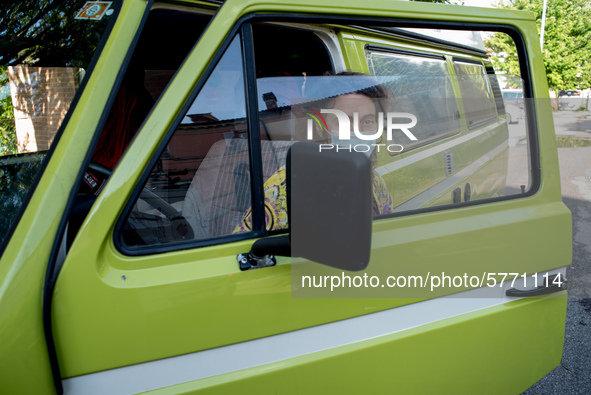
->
<box><xmin>366</xmin><ymin>50</ymin><xmax>460</xmax><ymax>151</ymax></box>
<box><xmin>453</xmin><ymin>60</ymin><xmax>497</xmax><ymax>129</ymax></box>
<box><xmin>486</xmin><ymin>66</ymin><xmax>506</xmax><ymax>116</ymax></box>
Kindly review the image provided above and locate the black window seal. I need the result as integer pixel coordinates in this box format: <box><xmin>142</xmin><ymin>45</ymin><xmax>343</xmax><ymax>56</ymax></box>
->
<box><xmin>452</xmin><ymin>56</ymin><xmax>484</xmax><ymax>65</ymax></box>
<box><xmin>242</xmin><ymin>23</ymin><xmax>265</xmax><ymax>233</ymax></box>
<box><xmin>353</xmin><ymin>25</ymin><xmax>489</xmax><ymax>57</ymax></box>
<box><xmin>486</xmin><ymin>65</ymin><xmax>506</xmax><ymax>116</ymax></box>
<box><xmin>113</xmin><ymin>13</ymin><xmax>539</xmax><ymax>254</ymax></box>
<box><xmin>365</xmin><ymin>44</ymin><xmax>446</xmax><ymax>61</ymax></box>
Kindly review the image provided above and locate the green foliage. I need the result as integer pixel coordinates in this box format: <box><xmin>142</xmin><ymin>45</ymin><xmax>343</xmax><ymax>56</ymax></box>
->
<box><xmin>0</xmin><ymin>152</ymin><xmax>45</xmax><ymax>244</ymax></box>
<box><xmin>368</xmin><ymin>53</ymin><xmax>460</xmax><ymax>139</ymax></box>
<box><xmin>485</xmin><ymin>0</ymin><xmax>591</xmax><ymax>91</ymax></box>
<box><xmin>410</xmin><ymin>0</ymin><xmax>466</xmax><ymax>4</ymax></box>
<box><xmin>0</xmin><ymin>1</ymin><xmax>114</xmax><ymax>242</ymax></box>
<box><xmin>0</xmin><ymin>1</ymin><xmax>111</xmax><ymax>67</ymax></box>
<box><xmin>0</xmin><ymin>1</ymin><xmax>112</xmax><ymax>156</ymax></box>
<box><xmin>0</xmin><ymin>66</ymin><xmax>17</xmax><ymax>156</ymax></box>
<box><xmin>556</xmin><ymin>136</ymin><xmax>591</xmax><ymax>147</ymax></box>
<box><xmin>410</xmin><ymin>0</ymin><xmax>454</xmax><ymax>3</ymax></box>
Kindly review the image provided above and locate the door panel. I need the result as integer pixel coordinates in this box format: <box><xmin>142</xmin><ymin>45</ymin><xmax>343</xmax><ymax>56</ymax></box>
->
<box><xmin>53</xmin><ymin>2</ymin><xmax>570</xmax><ymax>393</ymax></box>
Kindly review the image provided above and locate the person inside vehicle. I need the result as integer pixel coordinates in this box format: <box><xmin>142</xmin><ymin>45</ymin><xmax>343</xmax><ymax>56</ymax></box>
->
<box><xmin>234</xmin><ymin>72</ymin><xmax>394</xmax><ymax>234</ymax></box>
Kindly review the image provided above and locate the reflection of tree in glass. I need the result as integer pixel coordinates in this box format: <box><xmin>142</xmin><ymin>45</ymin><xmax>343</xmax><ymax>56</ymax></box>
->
<box><xmin>0</xmin><ymin>152</ymin><xmax>44</xmax><ymax>244</ymax></box>
<box><xmin>0</xmin><ymin>1</ymin><xmax>114</xmax><ymax>243</ymax></box>
<box><xmin>0</xmin><ymin>1</ymin><xmax>110</xmax><ymax>154</ymax></box>
<box><xmin>368</xmin><ymin>53</ymin><xmax>459</xmax><ymax>140</ymax></box>
<box><xmin>369</xmin><ymin>54</ymin><xmax>448</xmax><ymax>97</ymax></box>
<box><xmin>0</xmin><ymin>0</ymin><xmax>112</xmax><ymax>67</ymax></box>
<box><xmin>0</xmin><ymin>67</ymin><xmax>17</xmax><ymax>156</ymax></box>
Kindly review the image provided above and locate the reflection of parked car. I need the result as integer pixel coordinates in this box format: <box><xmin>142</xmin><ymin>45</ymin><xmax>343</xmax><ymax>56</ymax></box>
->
<box><xmin>502</xmin><ymin>89</ymin><xmax>524</xmax><ymax>124</ymax></box>
<box><xmin>502</xmin><ymin>89</ymin><xmax>523</xmax><ymax>99</ymax></box>
<box><xmin>558</xmin><ymin>90</ymin><xmax>581</xmax><ymax>97</ymax></box>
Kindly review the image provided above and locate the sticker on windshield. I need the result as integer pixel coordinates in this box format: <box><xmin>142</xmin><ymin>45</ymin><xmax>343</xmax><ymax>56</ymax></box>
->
<box><xmin>75</xmin><ymin>1</ymin><xmax>112</xmax><ymax>20</ymax></box>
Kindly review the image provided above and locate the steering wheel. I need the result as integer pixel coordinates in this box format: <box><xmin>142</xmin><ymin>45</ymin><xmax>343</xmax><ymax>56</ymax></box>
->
<box><xmin>88</xmin><ymin>161</ymin><xmax>195</xmax><ymax>243</ymax></box>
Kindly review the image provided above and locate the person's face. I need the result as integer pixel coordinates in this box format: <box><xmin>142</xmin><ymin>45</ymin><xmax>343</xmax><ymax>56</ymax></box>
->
<box><xmin>324</xmin><ymin>93</ymin><xmax>377</xmax><ymax>134</ymax></box>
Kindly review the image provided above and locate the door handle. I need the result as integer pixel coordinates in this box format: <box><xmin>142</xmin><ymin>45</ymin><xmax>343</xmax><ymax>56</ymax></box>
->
<box><xmin>505</xmin><ymin>274</ymin><xmax>566</xmax><ymax>297</ymax></box>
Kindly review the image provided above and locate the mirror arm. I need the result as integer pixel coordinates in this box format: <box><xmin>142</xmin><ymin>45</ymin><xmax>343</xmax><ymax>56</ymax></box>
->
<box><xmin>251</xmin><ymin>235</ymin><xmax>291</xmax><ymax>257</ymax></box>
<box><xmin>238</xmin><ymin>236</ymin><xmax>291</xmax><ymax>271</ymax></box>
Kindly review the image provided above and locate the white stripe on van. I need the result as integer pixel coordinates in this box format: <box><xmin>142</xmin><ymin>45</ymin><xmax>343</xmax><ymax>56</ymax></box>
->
<box><xmin>61</xmin><ymin>267</ymin><xmax>564</xmax><ymax>395</ymax></box>
<box><xmin>375</xmin><ymin>120</ymin><xmax>506</xmax><ymax>177</ymax></box>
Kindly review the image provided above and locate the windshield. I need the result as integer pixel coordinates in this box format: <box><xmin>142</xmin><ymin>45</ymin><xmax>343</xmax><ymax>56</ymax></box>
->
<box><xmin>0</xmin><ymin>0</ymin><xmax>118</xmax><ymax>246</ymax></box>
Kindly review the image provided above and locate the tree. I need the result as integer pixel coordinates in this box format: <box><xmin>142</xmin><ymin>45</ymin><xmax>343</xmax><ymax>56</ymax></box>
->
<box><xmin>411</xmin><ymin>0</ymin><xmax>453</xmax><ymax>3</ymax></box>
<box><xmin>486</xmin><ymin>0</ymin><xmax>591</xmax><ymax>92</ymax></box>
<box><xmin>0</xmin><ymin>67</ymin><xmax>17</xmax><ymax>156</ymax></box>
<box><xmin>0</xmin><ymin>1</ymin><xmax>111</xmax><ymax>155</ymax></box>
<box><xmin>0</xmin><ymin>1</ymin><xmax>110</xmax><ymax>68</ymax></box>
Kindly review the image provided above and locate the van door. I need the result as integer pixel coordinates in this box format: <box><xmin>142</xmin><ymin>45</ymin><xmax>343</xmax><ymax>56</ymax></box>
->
<box><xmin>52</xmin><ymin>2</ymin><xmax>570</xmax><ymax>394</ymax></box>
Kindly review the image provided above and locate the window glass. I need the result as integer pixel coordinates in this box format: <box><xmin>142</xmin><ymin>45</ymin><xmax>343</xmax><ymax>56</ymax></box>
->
<box><xmin>453</xmin><ymin>61</ymin><xmax>497</xmax><ymax>129</ymax></box>
<box><xmin>119</xmin><ymin>24</ymin><xmax>534</xmax><ymax>252</ymax></box>
<box><xmin>484</xmin><ymin>31</ymin><xmax>529</xmax><ymax>197</ymax></box>
<box><xmin>121</xmin><ymin>34</ymin><xmax>251</xmax><ymax>248</ymax></box>
<box><xmin>365</xmin><ymin>29</ymin><xmax>531</xmax><ymax>212</ymax></box>
<box><xmin>253</xmin><ymin>23</ymin><xmax>334</xmax><ymax>232</ymax></box>
<box><xmin>83</xmin><ymin>9</ymin><xmax>210</xmax><ymax>182</ymax></box>
<box><xmin>487</xmin><ymin>67</ymin><xmax>506</xmax><ymax>116</ymax></box>
<box><xmin>366</xmin><ymin>51</ymin><xmax>460</xmax><ymax>150</ymax></box>
<box><xmin>0</xmin><ymin>1</ymin><xmax>117</xmax><ymax>247</ymax></box>
<box><xmin>62</xmin><ymin>8</ymin><xmax>212</xmax><ymax>248</ymax></box>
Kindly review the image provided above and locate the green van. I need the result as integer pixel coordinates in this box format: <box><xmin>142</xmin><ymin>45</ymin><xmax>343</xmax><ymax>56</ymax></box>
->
<box><xmin>0</xmin><ymin>0</ymin><xmax>571</xmax><ymax>394</ymax></box>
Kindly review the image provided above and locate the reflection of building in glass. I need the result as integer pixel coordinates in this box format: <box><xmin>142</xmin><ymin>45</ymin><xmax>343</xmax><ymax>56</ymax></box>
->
<box><xmin>8</xmin><ymin>66</ymin><xmax>78</xmax><ymax>153</ymax></box>
<box><xmin>188</xmin><ymin>113</ymin><xmax>219</xmax><ymax>123</ymax></box>
<box><xmin>263</xmin><ymin>92</ymin><xmax>278</xmax><ymax>110</ymax></box>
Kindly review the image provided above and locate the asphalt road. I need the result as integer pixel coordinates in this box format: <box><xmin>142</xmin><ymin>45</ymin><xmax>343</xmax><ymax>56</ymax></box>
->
<box><xmin>516</xmin><ymin>110</ymin><xmax>591</xmax><ymax>394</ymax></box>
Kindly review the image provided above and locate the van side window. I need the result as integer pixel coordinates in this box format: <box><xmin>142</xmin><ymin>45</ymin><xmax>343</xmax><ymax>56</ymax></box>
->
<box><xmin>119</xmin><ymin>22</ymin><xmax>338</xmax><ymax>250</ymax></box>
<box><xmin>120</xmin><ymin>34</ymin><xmax>250</xmax><ymax>247</ymax></box>
<box><xmin>67</xmin><ymin>9</ymin><xmax>211</xmax><ymax>246</ymax></box>
<box><xmin>486</xmin><ymin>66</ymin><xmax>506</xmax><ymax>116</ymax></box>
<box><xmin>117</xmin><ymin>23</ymin><xmax>534</xmax><ymax>253</ymax></box>
<box><xmin>366</xmin><ymin>50</ymin><xmax>460</xmax><ymax>151</ymax></box>
<box><xmin>251</xmin><ymin>24</ymin><xmax>335</xmax><ymax>232</ymax></box>
<box><xmin>358</xmin><ymin>28</ymin><xmax>531</xmax><ymax>214</ymax></box>
<box><xmin>89</xmin><ymin>9</ymin><xmax>211</xmax><ymax>175</ymax></box>
<box><xmin>453</xmin><ymin>60</ymin><xmax>497</xmax><ymax>128</ymax></box>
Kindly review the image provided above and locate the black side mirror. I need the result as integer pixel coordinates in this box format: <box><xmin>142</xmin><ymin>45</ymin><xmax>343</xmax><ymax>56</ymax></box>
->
<box><xmin>241</xmin><ymin>142</ymin><xmax>373</xmax><ymax>272</ymax></box>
